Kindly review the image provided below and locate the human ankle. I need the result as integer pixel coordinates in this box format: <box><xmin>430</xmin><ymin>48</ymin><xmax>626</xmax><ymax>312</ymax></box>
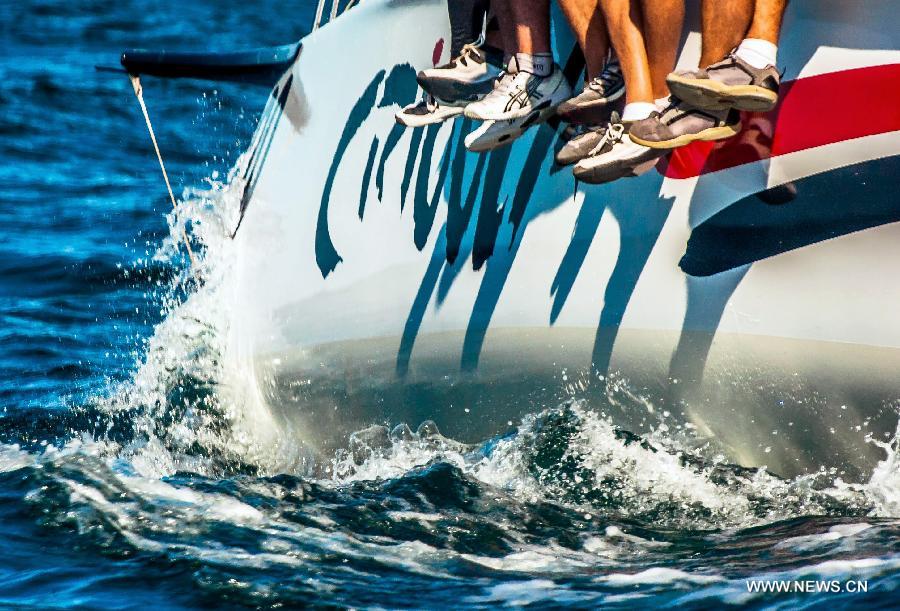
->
<box><xmin>735</xmin><ymin>38</ymin><xmax>778</xmax><ymax>69</ymax></box>
<box><xmin>514</xmin><ymin>53</ymin><xmax>553</xmax><ymax>77</ymax></box>
<box><xmin>621</xmin><ymin>102</ymin><xmax>656</xmax><ymax>122</ymax></box>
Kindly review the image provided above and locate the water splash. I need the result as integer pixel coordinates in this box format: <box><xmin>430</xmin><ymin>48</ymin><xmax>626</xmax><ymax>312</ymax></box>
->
<box><xmin>80</xmin><ymin>153</ymin><xmax>307</xmax><ymax>480</ymax></box>
<box><xmin>330</xmin><ymin>400</ymin><xmax>900</xmax><ymax>530</ymax></box>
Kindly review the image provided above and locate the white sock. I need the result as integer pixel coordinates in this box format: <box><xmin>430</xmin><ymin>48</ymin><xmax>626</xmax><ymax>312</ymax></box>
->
<box><xmin>735</xmin><ymin>38</ymin><xmax>777</xmax><ymax>69</ymax></box>
<box><xmin>621</xmin><ymin>102</ymin><xmax>656</xmax><ymax>122</ymax></box>
<box><xmin>654</xmin><ymin>96</ymin><xmax>670</xmax><ymax>111</ymax></box>
<box><xmin>515</xmin><ymin>53</ymin><xmax>553</xmax><ymax>77</ymax></box>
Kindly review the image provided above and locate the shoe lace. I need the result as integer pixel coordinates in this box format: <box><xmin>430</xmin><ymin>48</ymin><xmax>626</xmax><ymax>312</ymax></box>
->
<box><xmin>586</xmin><ymin>76</ymin><xmax>605</xmax><ymax>93</ymax></box>
<box><xmin>589</xmin><ymin>56</ymin><xmax>622</xmax><ymax>93</ymax></box>
<box><xmin>588</xmin><ymin>122</ymin><xmax>625</xmax><ymax>156</ymax></box>
<box><xmin>460</xmin><ymin>43</ymin><xmax>480</xmax><ymax>58</ymax></box>
<box><xmin>455</xmin><ymin>43</ymin><xmax>484</xmax><ymax>67</ymax></box>
<box><xmin>492</xmin><ymin>70</ymin><xmax>527</xmax><ymax>97</ymax></box>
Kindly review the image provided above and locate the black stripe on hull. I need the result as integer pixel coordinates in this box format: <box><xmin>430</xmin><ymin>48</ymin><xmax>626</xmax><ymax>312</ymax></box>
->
<box><xmin>680</xmin><ymin>155</ymin><xmax>900</xmax><ymax>277</ymax></box>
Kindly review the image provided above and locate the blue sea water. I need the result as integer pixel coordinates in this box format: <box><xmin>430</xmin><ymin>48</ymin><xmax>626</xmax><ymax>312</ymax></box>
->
<box><xmin>1</xmin><ymin>1</ymin><xmax>900</xmax><ymax>609</ymax></box>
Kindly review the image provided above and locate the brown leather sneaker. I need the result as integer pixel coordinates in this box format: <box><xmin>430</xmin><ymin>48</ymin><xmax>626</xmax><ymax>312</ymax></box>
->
<box><xmin>629</xmin><ymin>99</ymin><xmax>742</xmax><ymax>149</ymax></box>
<box><xmin>666</xmin><ymin>52</ymin><xmax>781</xmax><ymax>112</ymax></box>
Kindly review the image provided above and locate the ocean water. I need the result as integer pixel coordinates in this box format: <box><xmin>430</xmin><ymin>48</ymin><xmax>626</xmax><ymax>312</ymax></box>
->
<box><xmin>2</xmin><ymin>1</ymin><xmax>900</xmax><ymax>609</ymax></box>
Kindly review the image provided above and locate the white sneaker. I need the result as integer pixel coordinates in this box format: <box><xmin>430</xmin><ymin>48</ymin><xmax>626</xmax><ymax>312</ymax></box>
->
<box><xmin>416</xmin><ymin>44</ymin><xmax>504</xmax><ymax>105</ymax></box>
<box><xmin>395</xmin><ymin>94</ymin><xmax>464</xmax><ymax>128</ymax></box>
<box><xmin>464</xmin><ymin>58</ymin><xmax>572</xmax><ymax>122</ymax></box>
<box><xmin>572</xmin><ymin>122</ymin><xmax>665</xmax><ymax>184</ymax></box>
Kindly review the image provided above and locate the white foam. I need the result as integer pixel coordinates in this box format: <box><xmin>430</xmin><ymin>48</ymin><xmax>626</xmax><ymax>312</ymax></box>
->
<box><xmin>387</xmin><ymin>511</ymin><xmax>443</xmax><ymax>524</ymax></box>
<box><xmin>775</xmin><ymin>522</ymin><xmax>873</xmax><ymax>551</ymax></box>
<box><xmin>600</xmin><ymin>567</ymin><xmax>723</xmax><ymax>586</ymax></box>
<box><xmin>601</xmin><ymin>592</ymin><xmax>653</xmax><ymax>604</ymax></box>
<box><xmin>468</xmin><ymin>579</ymin><xmax>575</xmax><ymax>606</ymax></box>
<box><xmin>123</xmin><ymin>475</ymin><xmax>264</xmax><ymax>523</ymax></box>
<box><xmin>804</xmin><ymin>555</ymin><xmax>900</xmax><ymax>577</ymax></box>
<box><xmin>0</xmin><ymin>444</ymin><xmax>34</xmax><ymax>473</ymax></box>
<box><xmin>467</xmin><ymin>402</ymin><xmax>804</xmax><ymax>529</ymax></box>
<box><xmin>861</xmin><ymin>423</ymin><xmax>900</xmax><ymax>517</ymax></box>
<box><xmin>327</xmin><ymin>399</ymin><xmax>900</xmax><ymax>538</ymax></box>
<box><xmin>463</xmin><ymin>548</ymin><xmax>591</xmax><ymax>573</ymax></box>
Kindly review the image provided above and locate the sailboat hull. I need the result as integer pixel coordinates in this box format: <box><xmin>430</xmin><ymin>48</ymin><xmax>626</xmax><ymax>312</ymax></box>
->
<box><xmin>231</xmin><ymin>0</ymin><xmax>900</xmax><ymax>478</ymax></box>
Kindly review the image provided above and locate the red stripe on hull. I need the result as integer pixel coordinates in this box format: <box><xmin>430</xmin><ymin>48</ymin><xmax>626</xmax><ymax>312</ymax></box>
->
<box><xmin>660</xmin><ymin>63</ymin><xmax>900</xmax><ymax>179</ymax></box>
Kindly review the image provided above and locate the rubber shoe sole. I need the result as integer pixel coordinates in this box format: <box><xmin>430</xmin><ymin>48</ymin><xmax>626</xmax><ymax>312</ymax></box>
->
<box><xmin>573</xmin><ymin>155</ymin><xmax>660</xmax><ymax>185</ymax></box>
<box><xmin>667</xmin><ymin>73</ymin><xmax>778</xmax><ymax>112</ymax></box>
<box><xmin>629</xmin><ymin>121</ymin><xmax>743</xmax><ymax>149</ymax></box>
<box><xmin>464</xmin><ymin>106</ymin><xmax>556</xmax><ymax>152</ymax></box>
<box><xmin>395</xmin><ymin>105</ymin><xmax>463</xmax><ymax>128</ymax></box>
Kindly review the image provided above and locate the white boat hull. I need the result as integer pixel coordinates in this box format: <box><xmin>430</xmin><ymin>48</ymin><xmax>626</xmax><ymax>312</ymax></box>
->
<box><xmin>231</xmin><ymin>0</ymin><xmax>900</xmax><ymax>478</ymax></box>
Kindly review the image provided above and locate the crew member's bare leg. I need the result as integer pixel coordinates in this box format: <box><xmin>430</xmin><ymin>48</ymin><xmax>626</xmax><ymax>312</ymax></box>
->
<box><xmin>485</xmin><ymin>0</ymin><xmax>513</xmax><ymax>55</ymax></box>
<box><xmin>747</xmin><ymin>0</ymin><xmax>788</xmax><ymax>45</ymax></box>
<box><xmin>698</xmin><ymin>0</ymin><xmax>753</xmax><ymax>67</ymax></box>
<box><xmin>555</xmin><ymin>0</ymin><xmax>625</xmax><ymax>129</ymax></box>
<box><xmin>557</xmin><ymin>0</ymin><xmax>609</xmax><ymax>78</ymax></box>
<box><xmin>571</xmin><ymin>0</ymin><xmax>673</xmax><ymax>185</ymax></box>
<box><xmin>638</xmin><ymin>0</ymin><xmax>684</xmax><ymax>100</ymax></box>
<box><xmin>731</xmin><ymin>0</ymin><xmax>788</xmax><ymax>69</ymax></box>
<box><xmin>696</xmin><ymin>0</ymin><xmax>786</xmax><ymax>68</ymax></box>
<box><xmin>507</xmin><ymin>0</ymin><xmax>552</xmax><ymax>55</ymax></box>
<box><xmin>598</xmin><ymin>0</ymin><xmax>653</xmax><ymax>105</ymax></box>
<box><xmin>484</xmin><ymin>27</ymin><xmax>504</xmax><ymax>50</ymax></box>
<box><xmin>487</xmin><ymin>0</ymin><xmax>516</xmax><ymax>63</ymax></box>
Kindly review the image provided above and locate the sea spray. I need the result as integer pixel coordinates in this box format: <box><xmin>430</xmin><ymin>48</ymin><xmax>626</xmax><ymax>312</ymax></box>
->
<box><xmin>90</xmin><ymin>155</ymin><xmax>310</xmax><ymax>479</ymax></box>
